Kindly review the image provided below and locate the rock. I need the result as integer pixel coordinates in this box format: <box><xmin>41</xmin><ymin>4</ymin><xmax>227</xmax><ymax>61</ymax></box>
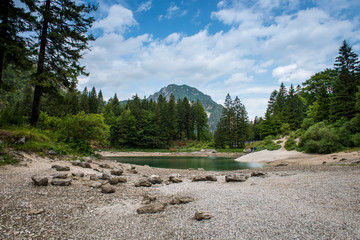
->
<box><xmin>28</xmin><ymin>209</ymin><xmax>45</xmax><ymax>215</ymax></box>
<box><xmin>205</xmin><ymin>175</ymin><xmax>217</xmax><ymax>181</ymax></box>
<box><xmin>101</xmin><ymin>173</ymin><xmax>111</xmax><ymax>180</ymax></box>
<box><xmin>72</xmin><ymin>172</ymin><xmax>84</xmax><ymax>177</ymax></box>
<box><xmin>89</xmin><ymin>182</ymin><xmax>102</xmax><ymax>188</ymax></box>
<box><xmin>111</xmin><ymin>168</ymin><xmax>123</xmax><ymax>176</ymax></box>
<box><xmin>148</xmin><ymin>175</ymin><xmax>163</xmax><ymax>184</ymax></box>
<box><xmin>198</xmin><ymin>168</ymin><xmax>204</xmax><ymax>171</ymax></box>
<box><xmin>51</xmin><ymin>165</ymin><xmax>70</xmax><ymax>171</ymax></box>
<box><xmin>82</xmin><ymin>157</ymin><xmax>92</xmax><ymax>162</ymax></box>
<box><xmin>169</xmin><ymin>196</ymin><xmax>194</xmax><ymax>205</ymax></box>
<box><xmin>169</xmin><ymin>175</ymin><xmax>182</xmax><ymax>183</ymax></box>
<box><xmin>47</xmin><ymin>150</ymin><xmax>57</xmax><ymax>156</ymax></box>
<box><xmin>31</xmin><ymin>175</ymin><xmax>49</xmax><ymax>186</ymax></box>
<box><xmin>99</xmin><ymin>163</ymin><xmax>111</xmax><ymax>168</ymax></box>
<box><xmin>275</xmin><ymin>163</ymin><xmax>288</xmax><ymax>167</ymax></box>
<box><xmin>52</xmin><ymin>173</ymin><xmax>68</xmax><ymax>179</ymax></box>
<box><xmin>101</xmin><ymin>184</ymin><xmax>115</xmax><ymax>194</ymax></box>
<box><xmin>141</xmin><ymin>195</ymin><xmax>156</xmax><ymax>204</ymax></box>
<box><xmin>225</xmin><ymin>173</ymin><xmax>249</xmax><ymax>182</ymax></box>
<box><xmin>72</xmin><ymin>161</ymin><xmax>91</xmax><ymax>168</ymax></box>
<box><xmin>135</xmin><ymin>179</ymin><xmax>152</xmax><ymax>187</ymax></box>
<box><xmin>137</xmin><ymin>203</ymin><xmax>166</xmax><ymax>214</ymax></box>
<box><xmin>339</xmin><ymin>158</ymin><xmax>347</xmax><ymax>161</ymax></box>
<box><xmin>128</xmin><ymin>166</ymin><xmax>138</xmax><ymax>174</ymax></box>
<box><xmin>89</xmin><ymin>174</ymin><xmax>99</xmax><ymax>181</ymax></box>
<box><xmin>51</xmin><ymin>178</ymin><xmax>72</xmax><ymax>186</ymax></box>
<box><xmin>322</xmin><ymin>161</ymin><xmax>327</xmax><ymax>164</ymax></box>
<box><xmin>16</xmin><ymin>136</ymin><xmax>26</xmax><ymax>145</ymax></box>
<box><xmin>192</xmin><ymin>176</ymin><xmax>207</xmax><ymax>182</ymax></box>
<box><xmin>251</xmin><ymin>171</ymin><xmax>265</xmax><ymax>177</ymax></box>
<box><xmin>108</xmin><ymin>176</ymin><xmax>127</xmax><ymax>185</ymax></box>
<box><xmin>195</xmin><ymin>211</ymin><xmax>212</xmax><ymax>221</ymax></box>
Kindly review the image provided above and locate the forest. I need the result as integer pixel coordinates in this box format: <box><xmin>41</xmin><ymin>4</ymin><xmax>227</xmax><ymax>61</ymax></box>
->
<box><xmin>0</xmin><ymin>0</ymin><xmax>360</xmax><ymax>159</ymax></box>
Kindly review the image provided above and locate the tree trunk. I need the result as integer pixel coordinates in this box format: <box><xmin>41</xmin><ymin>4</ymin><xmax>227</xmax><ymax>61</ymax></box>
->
<box><xmin>0</xmin><ymin>0</ymin><xmax>9</xmax><ymax>86</ymax></box>
<box><xmin>30</xmin><ymin>0</ymin><xmax>51</xmax><ymax>127</ymax></box>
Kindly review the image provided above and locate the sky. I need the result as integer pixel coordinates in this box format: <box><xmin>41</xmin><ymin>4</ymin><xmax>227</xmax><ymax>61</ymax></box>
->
<box><xmin>78</xmin><ymin>0</ymin><xmax>360</xmax><ymax>119</ymax></box>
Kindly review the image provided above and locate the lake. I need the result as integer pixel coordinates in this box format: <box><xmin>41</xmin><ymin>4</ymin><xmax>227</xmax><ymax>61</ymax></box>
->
<box><xmin>107</xmin><ymin>156</ymin><xmax>263</xmax><ymax>171</ymax></box>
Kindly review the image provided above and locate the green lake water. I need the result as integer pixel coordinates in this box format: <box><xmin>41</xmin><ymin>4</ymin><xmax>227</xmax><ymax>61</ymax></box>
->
<box><xmin>107</xmin><ymin>156</ymin><xmax>263</xmax><ymax>171</ymax></box>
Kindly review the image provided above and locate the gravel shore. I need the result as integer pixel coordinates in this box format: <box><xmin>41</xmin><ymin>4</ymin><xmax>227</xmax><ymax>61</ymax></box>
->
<box><xmin>1</xmin><ymin>152</ymin><xmax>359</xmax><ymax>239</ymax></box>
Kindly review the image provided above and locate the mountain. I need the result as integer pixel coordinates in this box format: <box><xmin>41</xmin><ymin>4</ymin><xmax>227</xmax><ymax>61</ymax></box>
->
<box><xmin>148</xmin><ymin>84</ymin><xmax>223</xmax><ymax>132</ymax></box>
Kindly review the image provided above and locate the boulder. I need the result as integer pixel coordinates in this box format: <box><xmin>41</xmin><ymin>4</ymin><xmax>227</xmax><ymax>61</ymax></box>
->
<box><xmin>51</xmin><ymin>165</ymin><xmax>70</xmax><ymax>171</ymax></box>
<box><xmin>137</xmin><ymin>203</ymin><xmax>166</xmax><ymax>214</ymax></box>
<box><xmin>101</xmin><ymin>184</ymin><xmax>115</xmax><ymax>194</ymax></box>
<box><xmin>99</xmin><ymin>163</ymin><xmax>111</xmax><ymax>168</ymax></box>
<box><xmin>169</xmin><ymin>174</ymin><xmax>182</xmax><ymax>183</ymax></box>
<box><xmin>205</xmin><ymin>175</ymin><xmax>217</xmax><ymax>181</ymax></box>
<box><xmin>225</xmin><ymin>173</ymin><xmax>248</xmax><ymax>182</ymax></box>
<box><xmin>195</xmin><ymin>211</ymin><xmax>212</xmax><ymax>221</ymax></box>
<box><xmin>89</xmin><ymin>182</ymin><xmax>102</xmax><ymax>188</ymax></box>
<box><xmin>148</xmin><ymin>175</ymin><xmax>163</xmax><ymax>184</ymax></box>
<box><xmin>192</xmin><ymin>176</ymin><xmax>207</xmax><ymax>182</ymax></box>
<box><xmin>111</xmin><ymin>168</ymin><xmax>123</xmax><ymax>176</ymax></box>
<box><xmin>141</xmin><ymin>195</ymin><xmax>156</xmax><ymax>204</ymax></box>
<box><xmin>89</xmin><ymin>174</ymin><xmax>102</xmax><ymax>181</ymax></box>
<box><xmin>31</xmin><ymin>175</ymin><xmax>48</xmax><ymax>186</ymax></box>
<box><xmin>108</xmin><ymin>176</ymin><xmax>127</xmax><ymax>185</ymax></box>
<box><xmin>169</xmin><ymin>196</ymin><xmax>194</xmax><ymax>205</ymax></box>
<box><xmin>72</xmin><ymin>172</ymin><xmax>84</xmax><ymax>177</ymax></box>
<box><xmin>100</xmin><ymin>173</ymin><xmax>111</xmax><ymax>180</ymax></box>
<box><xmin>250</xmin><ymin>171</ymin><xmax>265</xmax><ymax>177</ymax></box>
<box><xmin>135</xmin><ymin>179</ymin><xmax>152</xmax><ymax>187</ymax></box>
<box><xmin>52</xmin><ymin>173</ymin><xmax>68</xmax><ymax>179</ymax></box>
<box><xmin>51</xmin><ymin>178</ymin><xmax>72</xmax><ymax>186</ymax></box>
<box><xmin>72</xmin><ymin>161</ymin><xmax>91</xmax><ymax>168</ymax></box>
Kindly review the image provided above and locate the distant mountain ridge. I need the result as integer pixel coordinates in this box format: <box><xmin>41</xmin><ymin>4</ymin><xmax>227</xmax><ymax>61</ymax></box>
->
<box><xmin>148</xmin><ymin>84</ymin><xmax>223</xmax><ymax>132</ymax></box>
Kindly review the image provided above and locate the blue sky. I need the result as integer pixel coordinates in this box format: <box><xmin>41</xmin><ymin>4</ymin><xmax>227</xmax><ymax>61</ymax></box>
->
<box><xmin>79</xmin><ymin>0</ymin><xmax>360</xmax><ymax>119</ymax></box>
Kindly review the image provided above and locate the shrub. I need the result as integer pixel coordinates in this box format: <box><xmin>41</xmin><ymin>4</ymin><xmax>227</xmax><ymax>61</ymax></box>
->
<box><xmin>58</xmin><ymin>112</ymin><xmax>110</xmax><ymax>146</ymax></box>
<box><xmin>256</xmin><ymin>136</ymin><xmax>281</xmax><ymax>151</ymax></box>
<box><xmin>352</xmin><ymin>133</ymin><xmax>360</xmax><ymax>147</ymax></box>
<box><xmin>299</xmin><ymin>122</ymin><xmax>342</xmax><ymax>154</ymax></box>
<box><xmin>284</xmin><ymin>135</ymin><xmax>297</xmax><ymax>151</ymax></box>
<box><xmin>39</xmin><ymin>112</ymin><xmax>62</xmax><ymax>131</ymax></box>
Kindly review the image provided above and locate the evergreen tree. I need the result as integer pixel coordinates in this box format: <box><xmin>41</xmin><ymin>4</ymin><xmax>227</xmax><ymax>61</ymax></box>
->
<box><xmin>97</xmin><ymin>90</ymin><xmax>105</xmax><ymax>113</ymax></box>
<box><xmin>30</xmin><ymin>0</ymin><xmax>96</xmax><ymax>127</ymax></box>
<box><xmin>109</xmin><ymin>93</ymin><xmax>122</xmax><ymax>117</ymax></box>
<box><xmin>193</xmin><ymin>99</ymin><xmax>208</xmax><ymax>141</ymax></box>
<box><xmin>64</xmin><ymin>90</ymin><xmax>79</xmax><ymax>115</ymax></box>
<box><xmin>0</xmin><ymin>0</ymin><xmax>34</xmax><ymax>89</ymax></box>
<box><xmin>330</xmin><ymin>40</ymin><xmax>360</xmax><ymax>121</ymax></box>
<box><xmin>88</xmin><ymin>86</ymin><xmax>98</xmax><ymax>114</ymax></box>
<box><xmin>79</xmin><ymin>87</ymin><xmax>89</xmax><ymax>113</ymax></box>
<box><xmin>233</xmin><ymin>96</ymin><xmax>249</xmax><ymax>147</ymax></box>
<box><xmin>167</xmin><ymin>94</ymin><xmax>179</xmax><ymax>140</ymax></box>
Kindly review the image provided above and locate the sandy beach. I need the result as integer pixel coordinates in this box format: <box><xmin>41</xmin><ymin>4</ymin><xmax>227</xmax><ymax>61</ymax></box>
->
<box><xmin>0</xmin><ymin>150</ymin><xmax>359</xmax><ymax>239</ymax></box>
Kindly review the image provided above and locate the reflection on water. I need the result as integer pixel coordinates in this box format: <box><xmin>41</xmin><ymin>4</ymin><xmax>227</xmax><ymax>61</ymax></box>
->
<box><xmin>107</xmin><ymin>156</ymin><xmax>263</xmax><ymax>171</ymax></box>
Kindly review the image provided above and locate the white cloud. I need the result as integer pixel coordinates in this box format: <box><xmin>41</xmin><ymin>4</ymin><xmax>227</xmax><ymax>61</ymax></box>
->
<box><xmin>92</xmin><ymin>5</ymin><xmax>137</xmax><ymax>33</ymax></box>
<box><xmin>81</xmin><ymin>2</ymin><xmax>360</xmax><ymax>119</ymax></box>
<box><xmin>137</xmin><ymin>0</ymin><xmax>152</xmax><ymax>12</ymax></box>
<box><xmin>159</xmin><ymin>3</ymin><xmax>188</xmax><ymax>20</ymax></box>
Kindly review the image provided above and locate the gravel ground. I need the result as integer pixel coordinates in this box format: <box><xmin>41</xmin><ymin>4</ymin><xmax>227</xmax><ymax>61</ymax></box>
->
<box><xmin>0</xmin><ymin>153</ymin><xmax>360</xmax><ymax>239</ymax></box>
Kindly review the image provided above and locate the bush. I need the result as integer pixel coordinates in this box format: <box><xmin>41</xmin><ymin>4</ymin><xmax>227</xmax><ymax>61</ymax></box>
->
<box><xmin>299</xmin><ymin>122</ymin><xmax>342</xmax><ymax>154</ymax></box>
<box><xmin>256</xmin><ymin>136</ymin><xmax>281</xmax><ymax>151</ymax></box>
<box><xmin>58</xmin><ymin>112</ymin><xmax>109</xmax><ymax>146</ymax></box>
<box><xmin>284</xmin><ymin>135</ymin><xmax>297</xmax><ymax>151</ymax></box>
<box><xmin>39</xmin><ymin>112</ymin><xmax>62</xmax><ymax>131</ymax></box>
<box><xmin>352</xmin><ymin>133</ymin><xmax>360</xmax><ymax>147</ymax></box>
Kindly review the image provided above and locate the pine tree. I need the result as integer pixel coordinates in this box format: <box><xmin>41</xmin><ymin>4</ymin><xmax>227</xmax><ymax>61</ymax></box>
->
<box><xmin>330</xmin><ymin>40</ymin><xmax>360</xmax><ymax>121</ymax></box>
<box><xmin>233</xmin><ymin>96</ymin><xmax>249</xmax><ymax>147</ymax></box>
<box><xmin>88</xmin><ymin>86</ymin><xmax>98</xmax><ymax>114</ymax></box>
<box><xmin>97</xmin><ymin>90</ymin><xmax>105</xmax><ymax>113</ymax></box>
<box><xmin>0</xmin><ymin>0</ymin><xmax>34</xmax><ymax>89</ymax></box>
<box><xmin>30</xmin><ymin>0</ymin><xmax>96</xmax><ymax>127</ymax></box>
<box><xmin>193</xmin><ymin>99</ymin><xmax>208</xmax><ymax>141</ymax></box>
<box><xmin>79</xmin><ymin>87</ymin><xmax>89</xmax><ymax>113</ymax></box>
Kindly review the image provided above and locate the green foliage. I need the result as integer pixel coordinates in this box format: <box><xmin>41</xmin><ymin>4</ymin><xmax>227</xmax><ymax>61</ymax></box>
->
<box><xmin>284</xmin><ymin>135</ymin><xmax>297</xmax><ymax>151</ymax></box>
<box><xmin>255</xmin><ymin>136</ymin><xmax>281</xmax><ymax>151</ymax></box>
<box><xmin>351</xmin><ymin>133</ymin><xmax>360</xmax><ymax>147</ymax></box>
<box><xmin>0</xmin><ymin>154</ymin><xmax>20</xmax><ymax>166</ymax></box>
<box><xmin>38</xmin><ymin>112</ymin><xmax>61</xmax><ymax>131</ymax></box>
<box><xmin>299</xmin><ymin>122</ymin><xmax>343</xmax><ymax>153</ymax></box>
<box><xmin>58</xmin><ymin>112</ymin><xmax>109</xmax><ymax>146</ymax></box>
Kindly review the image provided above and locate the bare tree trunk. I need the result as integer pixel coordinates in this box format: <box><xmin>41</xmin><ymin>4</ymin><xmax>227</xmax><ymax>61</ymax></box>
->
<box><xmin>30</xmin><ymin>0</ymin><xmax>51</xmax><ymax>127</ymax></box>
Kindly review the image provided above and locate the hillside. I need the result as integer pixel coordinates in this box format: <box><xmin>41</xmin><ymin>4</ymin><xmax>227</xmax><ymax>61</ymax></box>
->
<box><xmin>148</xmin><ymin>84</ymin><xmax>223</xmax><ymax>132</ymax></box>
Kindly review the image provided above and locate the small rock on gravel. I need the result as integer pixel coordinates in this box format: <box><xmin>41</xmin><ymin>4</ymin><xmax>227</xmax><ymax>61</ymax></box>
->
<box><xmin>251</xmin><ymin>171</ymin><xmax>265</xmax><ymax>177</ymax></box>
<box><xmin>194</xmin><ymin>211</ymin><xmax>212</xmax><ymax>221</ymax></box>
<box><xmin>51</xmin><ymin>165</ymin><xmax>70</xmax><ymax>171</ymax></box>
<box><xmin>225</xmin><ymin>173</ymin><xmax>248</xmax><ymax>182</ymax></box>
<box><xmin>192</xmin><ymin>176</ymin><xmax>207</xmax><ymax>182</ymax></box>
<box><xmin>31</xmin><ymin>175</ymin><xmax>48</xmax><ymax>186</ymax></box>
<box><xmin>51</xmin><ymin>178</ymin><xmax>72</xmax><ymax>186</ymax></box>
<box><xmin>141</xmin><ymin>195</ymin><xmax>156</xmax><ymax>204</ymax></box>
<box><xmin>148</xmin><ymin>175</ymin><xmax>163</xmax><ymax>184</ymax></box>
<box><xmin>137</xmin><ymin>203</ymin><xmax>167</xmax><ymax>214</ymax></box>
<box><xmin>111</xmin><ymin>168</ymin><xmax>123</xmax><ymax>176</ymax></box>
<box><xmin>101</xmin><ymin>184</ymin><xmax>115</xmax><ymax>194</ymax></box>
<box><xmin>52</xmin><ymin>173</ymin><xmax>68</xmax><ymax>179</ymax></box>
<box><xmin>108</xmin><ymin>176</ymin><xmax>127</xmax><ymax>185</ymax></box>
<box><xmin>135</xmin><ymin>179</ymin><xmax>152</xmax><ymax>187</ymax></box>
<box><xmin>169</xmin><ymin>196</ymin><xmax>194</xmax><ymax>205</ymax></box>
<box><xmin>205</xmin><ymin>175</ymin><xmax>217</xmax><ymax>181</ymax></box>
